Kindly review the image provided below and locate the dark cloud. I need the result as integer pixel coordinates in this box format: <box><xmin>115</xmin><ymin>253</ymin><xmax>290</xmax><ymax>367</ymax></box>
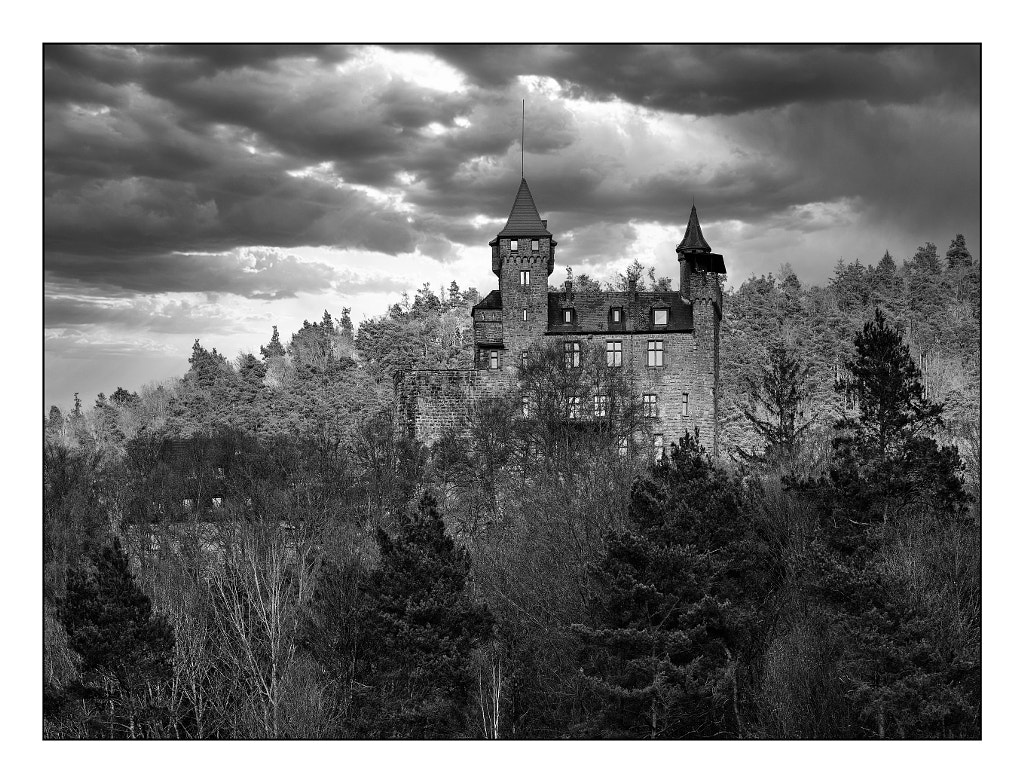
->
<box><xmin>45</xmin><ymin>248</ymin><xmax>341</xmax><ymax>299</ymax></box>
<box><xmin>44</xmin><ymin>43</ymin><xmax>980</xmax><ymax>297</ymax></box>
<box><xmin>419</xmin><ymin>44</ymin><xmax>980</xmax><ymax>116</ymax></box>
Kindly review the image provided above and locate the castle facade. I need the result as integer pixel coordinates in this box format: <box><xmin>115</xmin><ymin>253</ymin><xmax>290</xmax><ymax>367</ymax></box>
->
<box><xmin>397</xmin><ymin>178</ymin><xmax>725</xmax><ymax>456</ymax></box>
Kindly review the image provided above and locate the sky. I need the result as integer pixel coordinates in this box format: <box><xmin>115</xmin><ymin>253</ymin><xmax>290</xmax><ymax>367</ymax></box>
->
<box><xmin>43</xmin><ymin>43</ymin><xmax>980</xmax><ymax>412</ymax></box>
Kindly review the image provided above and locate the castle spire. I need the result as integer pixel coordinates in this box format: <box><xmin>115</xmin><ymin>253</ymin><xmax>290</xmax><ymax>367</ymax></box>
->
<box><xmin>676</xmin><ymin>203</ymin><xmax>712</xmax><ymax>253</ymax></box>
<box><xmin>497</xmin><ymin>178</ymin><xmax>551</xmax><ymax>238</ymax></box>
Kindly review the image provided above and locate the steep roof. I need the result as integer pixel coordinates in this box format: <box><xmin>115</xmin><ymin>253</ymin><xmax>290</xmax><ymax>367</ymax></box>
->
<box><xmin>497</xmin><ymin>178</ymin><xmax>551</xmax><ymax>238</ymax></box>
<box><xmin>546</xmin><ymin>291</ymin><xmax>694</xmax><ymax>334</ymax></box>
<box><xmin>676</xmin><ymin>204</ymin><xmax>712</xmax><ymax>253</ymax></box>
<box><xmin>471</xmin><ymin>289</ymin><xmax>502</xmax><ymax>312</ymax></box>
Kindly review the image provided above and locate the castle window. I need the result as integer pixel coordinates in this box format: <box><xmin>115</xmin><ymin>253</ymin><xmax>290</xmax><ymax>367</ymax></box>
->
<box><xmin>682</xmin><ymin>392</ymin><xmax>689</xmax><ymax>417</ymax></box>
<box><xmin>564</xmin><ymin>341</ymin><xmax>581</xmax><ymax>368</ymax></box>
<box><xmin>647</xmin><ymin>340</ymin><xmax>664</xmax><ymax>367</ymax></box>
<box><xmin>653</xmin><ymin>308</ymin><xmax>669</xmax><ymax>326</ymax></box>
<box><xmin>643</xmin><ymin>394</ymin><xmax>658</xmax><ymax>418</ymax></box>
<box><xmin>520</xmin><ymin>270</ymin><xmax>530</xmax><ymax>286</ymax></box>
<box><xmin>607</xmin><ymin>340</ymin><xmax>622</xmax><ymax>367</ymax></box>
<box><xmin>610</xmin><ymin>307</ymin><xmax>623</xmax><ymax>324</ymax></box>
<box><xmin>212</xmin><ymin>497</ymin><xmax>223</xmax><ymax>508</ymax></box>
<box><xmin>617</xmin><ymin>436</ymin><xmax>629</xmax><ymax>458</ymax></box>
<box><xmin>521</xmin><ymin>349</ymin><xmax>529</xmax><ymax>368</ymax></box>
<box><xmin>523</xmin><ymin>308</ymin><xmax>528</xmax><ymax>321</ymax></box>
<box><xmin>653</xmin><ymin>434</ymin><xmax>665</xmax><ymax>462</ymax></box>
<box><xmin>594</xmin><ymin>394</ymin><xmax>609</xmax><ymax>418</ymax></box>
<box><xmin>489</xmin><ymin>350</ymin><xmax>499</xmax><ymax>370</ymax></box>
<box><xmin>567</xmin><ymin>395</ymin><xmax>582</xmax><ymax>419</ymax></box>
<box><xmin>532</xmin><ymin>239</ymin><xmax>540</xmax><ymax>251</ymax></box>
<box><xmin>182</xmin><ymin>498</ymin><xmax>193</xmax><ymax>510</ymax></box>
<box><xmin>562</xmin><ymin>308</ymin><xmax>574</xmax><ymax>324</ymax></box>
<box><xmin>510</xmin><ymin>239</ymin><xmax>518</xmax><ymax>251</ymax></box>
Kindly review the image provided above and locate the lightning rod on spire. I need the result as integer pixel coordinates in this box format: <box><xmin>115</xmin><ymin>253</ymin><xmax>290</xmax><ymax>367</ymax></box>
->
<box><xmin>521</xmin><ymin>99</ymin><xmax>525</xmax><ymax>178</ymax></box>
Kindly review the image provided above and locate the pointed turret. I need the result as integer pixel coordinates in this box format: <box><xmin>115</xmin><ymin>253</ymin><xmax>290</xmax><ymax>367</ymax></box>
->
<box><xmin>676</xmin><ymin>203</ymin><xmax>712</xmax><ymax>253</ymax></box>
<box><xmin>497</xmin><ymin>178</ymin><xmax>552</xmax><ymax>238</ymax></box>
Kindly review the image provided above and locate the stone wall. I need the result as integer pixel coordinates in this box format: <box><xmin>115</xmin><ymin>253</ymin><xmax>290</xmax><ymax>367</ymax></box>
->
<box><xmin>396</xmin><ymin>367</ymin><xmax>513</xmax><ymax>445</ymax></box>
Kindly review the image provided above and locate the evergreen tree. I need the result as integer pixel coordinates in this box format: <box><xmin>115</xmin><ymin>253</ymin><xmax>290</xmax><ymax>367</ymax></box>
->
<box><xmin>355</xmin><ymin>492</ymin><xmax>493</xmax><ymax>738</ymax></box>
<box><xmin>737</xmin><ymin>346</ymin><xmax>813</xmax><ymax>469</ymax></box>
<box><xmin>572</xmin><ymin>434</ymin><xmax>766</xmax><ymax>738</ymax></box>
<box><xmin>945</xmin><ymin>234</ymin><xmax>973</xmax><ymax>268</ymax></box>
<box><xmin>260</xmin><ymin>325</ymin><xmax>286</xmax><ymax>359</ymax></box>
<box><xmin>339</xmin><ymin>307</ymin><xmax>354</xmax><ymax>338</ymax></box>
<box><xmin>58</xmin><ymin>539</ymin><xmax>176</xmax><ymax>737</ymax></box>
<box><xmin>832</xmin><ymin>309</ymin><xmax>967</xmax><ymax>529</ymax></box>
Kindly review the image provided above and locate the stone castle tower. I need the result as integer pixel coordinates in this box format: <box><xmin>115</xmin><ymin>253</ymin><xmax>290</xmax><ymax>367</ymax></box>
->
<box><xmin>398</xmin><ymin>178</ymin><xmax>726</xmax><ymax>455</ymax></box>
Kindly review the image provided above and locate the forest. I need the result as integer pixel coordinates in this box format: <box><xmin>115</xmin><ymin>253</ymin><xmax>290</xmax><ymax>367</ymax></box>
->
<box><xmin>43</xmin><ymin>236</ymin><xmax>980</xmax><ymax>739</ymax></box>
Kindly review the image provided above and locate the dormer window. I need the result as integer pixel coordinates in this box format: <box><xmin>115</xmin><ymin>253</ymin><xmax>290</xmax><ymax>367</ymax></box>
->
<box><xmin>510</xmin><ymin>239</ymin><xmax>518</xmax><ymax>251</ymax></box>
<box><xmin>653</xmin><ymin>308</ymin><xmax>669</xmax><ymax>326</ymax></box>
<box><xmin>563</xmin><ymin>309</ymin><xmax>574</xmax><ymax>324</ymax></box>
<box><xmin>610</xmin><ymin>307</ymin><xmax>623</xmax><ymax>324</ymax></box>
<box><xmin>532</xmin><ymin>239</ymin><xmax>540</xmax><ymax>251</ymax></box>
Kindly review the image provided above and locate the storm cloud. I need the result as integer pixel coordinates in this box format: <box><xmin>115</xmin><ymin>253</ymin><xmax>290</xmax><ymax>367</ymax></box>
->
<box><xmin>44</xmin><ymin>43</ymin><xmax>980</xmax><ymax>411</ymax></box>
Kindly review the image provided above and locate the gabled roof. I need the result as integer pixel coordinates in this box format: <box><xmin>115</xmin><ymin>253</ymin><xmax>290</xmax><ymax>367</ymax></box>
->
<box><xmin>497</xmin><ymin>178</ymin><xmax>551</xmax><ymax>238</ymax></box>
<box><xmin>676</xmin><ymin>204</ymin><xmax>712</xmax><ymax>253</ymax></box>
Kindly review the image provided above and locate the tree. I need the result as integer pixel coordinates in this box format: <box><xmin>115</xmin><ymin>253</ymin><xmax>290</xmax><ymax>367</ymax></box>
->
<box><xmin>58</xmin><ymin>539</ymin><xmax>176</xmax><ymax>737</ymax></box>
<box><xmin>832</xmin><ymin>309</ymin><xmax>966</xmax><ymax>527</ymax></box>
<box><xmin>572</xmin><ymin>434</ymin><xmax>766</xmax><ymax>738</ymax></box>
<box><xmin>354</xmin><ymin>492</ymin><xmax>493</xmax><ymax>738</ymax></box>
<box><xmin>737</xmin><ymin>345</ymin><xmax>813</xmax><ymax>470</ymax></box>
<box><xmin>945</xmin><ymin>234</ymin><xmax>973</xmax><ymax>269</ymax></box>
<box><xmin>260</xmin><ymin>325</ymin><xmax>286</xmax><ymax>359</ymax></box>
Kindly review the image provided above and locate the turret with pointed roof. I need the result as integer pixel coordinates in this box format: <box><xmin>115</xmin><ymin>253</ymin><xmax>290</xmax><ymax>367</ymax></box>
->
<box><xmin>676</xmin><ymin>203</ymin><xmax>712</xmax><ymax>253</ymax></box>
<box><xmin>498</xmin><ymin>178</ymin><xmax>552</xmax><ymax>238</ymax></box>
<box><xmin>677</xmin><ymin>204</ymin><xmax>726</xmax><ymax>301</ymax></box>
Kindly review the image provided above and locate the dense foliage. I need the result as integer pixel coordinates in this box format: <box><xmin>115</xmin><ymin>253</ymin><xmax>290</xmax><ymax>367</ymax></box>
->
<box><xmin>43</xmin><ymin>239</ymin><xmax>980</xmax><ymax>739</ymax></box>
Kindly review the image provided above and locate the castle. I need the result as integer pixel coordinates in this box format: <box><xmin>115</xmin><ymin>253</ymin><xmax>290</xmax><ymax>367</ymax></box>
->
<box><xmin>397</xmin><ymin>178</ymin><xmax>725</xmax><ymax>455</ymax></box>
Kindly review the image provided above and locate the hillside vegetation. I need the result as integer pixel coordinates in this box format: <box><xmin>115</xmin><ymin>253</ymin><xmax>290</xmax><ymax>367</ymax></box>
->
<box><xmin>43</xmin><ymin>236</ymin><xmax>980</xmax><ymax>739</ymax></box>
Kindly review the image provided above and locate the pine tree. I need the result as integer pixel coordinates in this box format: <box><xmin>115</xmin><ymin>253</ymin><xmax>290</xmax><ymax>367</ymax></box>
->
<box><xmin>355</xmin><ymin>492</ymin><xmax>492</xmax><ymax>737</ymax></box>
<box><xmin>572</xmin><ymin>434</ymin><xmax>766</xmax><ymax>738</ymax></box>
<box><xmin>945</xmin><ymin>234</ymin><xmax>973</xmax><ymax>268</ymax></box>
<box><xmin>260</xmin><ymin>325</ymin><xmax>286</xmax><ymax>359</ymax></box>
<box><xmin>59</xmin><ymin>539</ymin><xmax>176</xmax><ymax>737</ymax></box>
<box><xmin>737</xmin><ymin>345</ymin><xmax>813</xmax><ymax>469</ymax></box>
<box><xmin>832</xmin><ymin>309</ymin><xmax>967</xmax><ymax>531</ymax></box>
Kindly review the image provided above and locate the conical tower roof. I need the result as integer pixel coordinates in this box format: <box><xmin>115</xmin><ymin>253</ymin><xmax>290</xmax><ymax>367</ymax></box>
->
<box><xmin>497</xmin><ymin>178</ymin><xmax>551</xmax><ymax>238</ymax></box>
<box><xmin>676</xmin><ymin>204</ymin><xmax>712</xmax><ymax>253</ymax></box>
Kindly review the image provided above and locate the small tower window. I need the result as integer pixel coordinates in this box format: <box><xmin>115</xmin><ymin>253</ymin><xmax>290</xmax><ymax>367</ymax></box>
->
<box><xmin>682</xmin><ymin>392</ymin><xmax>689</xmax><ymax>417</ymax></box>
<box><xmin>653</xmin><ymin>308</ymin><xmax>669</xmax><ymax>326</ymax></box>
<box><xmin>532</xmin><ymin>239</ymin><xmax>540</xmax><ymax>251</ymax></box>
<box><xmin>520</xmin><ymin>270</ymin><xmax>530</xmax><ymax>285</ymax></box>
<box><xmin>510</xmin><ymin>239</ymin><xmax>518</xmax><ymax>251</ymax></box>
<box><xmin>522</xmin><ymin>308</ymin><xmax>528</xmax><ymax>321</ymax></box>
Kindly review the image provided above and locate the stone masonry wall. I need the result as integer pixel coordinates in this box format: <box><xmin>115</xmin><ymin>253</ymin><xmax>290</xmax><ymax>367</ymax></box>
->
<box><xmin>497</xmin><ymin>236</ymin><xmax>553</xmax><ymax>361</ymax></box>
<box><xmin>397</xmin><ymin>367</ymin><xmax>513</xmax><ymax>445</ymax></box>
